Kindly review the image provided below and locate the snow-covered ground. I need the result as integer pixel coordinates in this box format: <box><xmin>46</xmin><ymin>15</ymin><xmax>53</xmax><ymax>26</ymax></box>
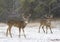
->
<box><xmin>0</xmin><ymin>20</ymin><xmax>60</xmax><ymax>42</ymax></box>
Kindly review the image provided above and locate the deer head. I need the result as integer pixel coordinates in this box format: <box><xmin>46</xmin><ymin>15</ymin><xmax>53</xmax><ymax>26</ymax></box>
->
<box><xmin>22</xmin><ymin>14</ymin><xmax>31</xmax><ymax>23</ymax></box>
<box><xmin>44</xmin><ymin>14</ymin><xmax>53</xmax><ymax>19</ymax></box>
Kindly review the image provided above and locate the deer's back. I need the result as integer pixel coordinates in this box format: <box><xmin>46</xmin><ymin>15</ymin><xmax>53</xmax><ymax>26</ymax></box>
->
<box><xmin>7</xmin><ymin>20</ymin><xmax>26</xmax><ymax>28</ymax></box>
<box><xmin>40</xmin><ymin>19</ymin><xmax>47</xmax><ymax>25</ymax></box>
<box><xmin>40</xmin><ymin>19</ymin><xmax>51</xmax><ymax>26</ymax></box>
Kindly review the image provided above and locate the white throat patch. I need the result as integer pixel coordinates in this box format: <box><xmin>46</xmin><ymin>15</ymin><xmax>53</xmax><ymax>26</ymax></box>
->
<box><xmin>25</xmin><ymin>21</ymin><xmax>28</xmax><ymax>23</ymax></box>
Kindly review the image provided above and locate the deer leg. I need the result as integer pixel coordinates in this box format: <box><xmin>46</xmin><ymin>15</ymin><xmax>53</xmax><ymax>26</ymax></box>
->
<box><xmin>8</xmin><ymin>26</ymin><xmax>12</xmax><ymax>38</ymax></box>
<box><xmin>19</xmin><ymin>28</ymin><xmax>21</xmax><ymax>38</ymax></box>
<box><xmin>46</xmin><ymin>26</ymin><xmax>48</xmax><ymax>34</ymax></box>
<box><xmin>6</xmin><ymin>25</ymin><xmax>12</xmax><ymax>37</ymax></box>
<box><xmin>42</xmin><ymin>26</ymin><xmax>45</xmax><ymax>33</ymax></box>
<box><xmin>49</xmin><ymin>26</ymin><xmax>53</xmax><ymax>33</ymax></box>
<box><xmin>22</xmin><ymin>29</ymin><xmax>26</xmax><ymax>38</ymax></box>
<box><xmin>6</xmin><ymin>28</ymin><xmax>9</xmax><ymax>37</ymax></box>
<box><xmin>38</xmin><ymin>25</ymin><xmax>41</xmax><ymax>33</ymax></box>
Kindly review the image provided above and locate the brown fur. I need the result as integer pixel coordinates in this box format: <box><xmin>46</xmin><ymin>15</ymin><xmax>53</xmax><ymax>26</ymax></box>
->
<box><xmin>38</xmin><ymin>15</ymin><xmax>53</xmax><ymax>33</ymax></box>
<box><xmin>6</xmin><ymin>14</ymin><xmax>31</xmax><ymax>38</ymax></box>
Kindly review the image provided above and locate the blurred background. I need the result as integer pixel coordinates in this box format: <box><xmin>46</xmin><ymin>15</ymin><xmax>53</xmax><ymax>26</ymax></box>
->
<box><xmin>0</xmin><ymin>1</ymin><xmax>60</xmax><ymax>42</ymax></box>
<box><xmin>0</xmin><ymin>0</ymin><xmax>60</xmax><ymax>22</ymax></box>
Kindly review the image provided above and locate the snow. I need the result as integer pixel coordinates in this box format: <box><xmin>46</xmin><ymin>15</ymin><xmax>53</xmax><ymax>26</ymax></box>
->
<box><xmin>0</xmin><ymin>20</ymin><xmax>60</xmax><ymax>42</ymax></box>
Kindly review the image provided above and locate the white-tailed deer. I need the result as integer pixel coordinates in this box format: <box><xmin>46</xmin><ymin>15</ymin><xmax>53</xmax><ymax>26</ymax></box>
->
<box><xmin>6</xmin><ymin>14</ymin><xmax>31</xmax><ymax>38</ymax></box>
<box><xmin>38</xmin><ymin>15</ymin><xmax>53</xmax><ymax>33</ymax></box>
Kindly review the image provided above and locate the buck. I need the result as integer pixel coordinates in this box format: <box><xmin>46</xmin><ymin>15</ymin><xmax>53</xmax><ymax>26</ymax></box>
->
<box><xmin>38</xmin><ymin>15</ymin><xmax>53</xmax><ymax>33</ymax></box>
<box><xmin>6</xmin><ymin>14</ymin><xmax>31</xmax><ymax>38</ymax></box>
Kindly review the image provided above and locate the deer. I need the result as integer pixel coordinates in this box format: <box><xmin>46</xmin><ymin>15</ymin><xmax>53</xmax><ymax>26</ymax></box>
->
<box><xmin>38</xmin><ymin>15</ymin><xmax>53</xmax><ymax>34</ymax></box>
<box><xmin>6</xmin><ymin>14</ymin><xmax>31</xmax><ymax>38</ymax></box>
